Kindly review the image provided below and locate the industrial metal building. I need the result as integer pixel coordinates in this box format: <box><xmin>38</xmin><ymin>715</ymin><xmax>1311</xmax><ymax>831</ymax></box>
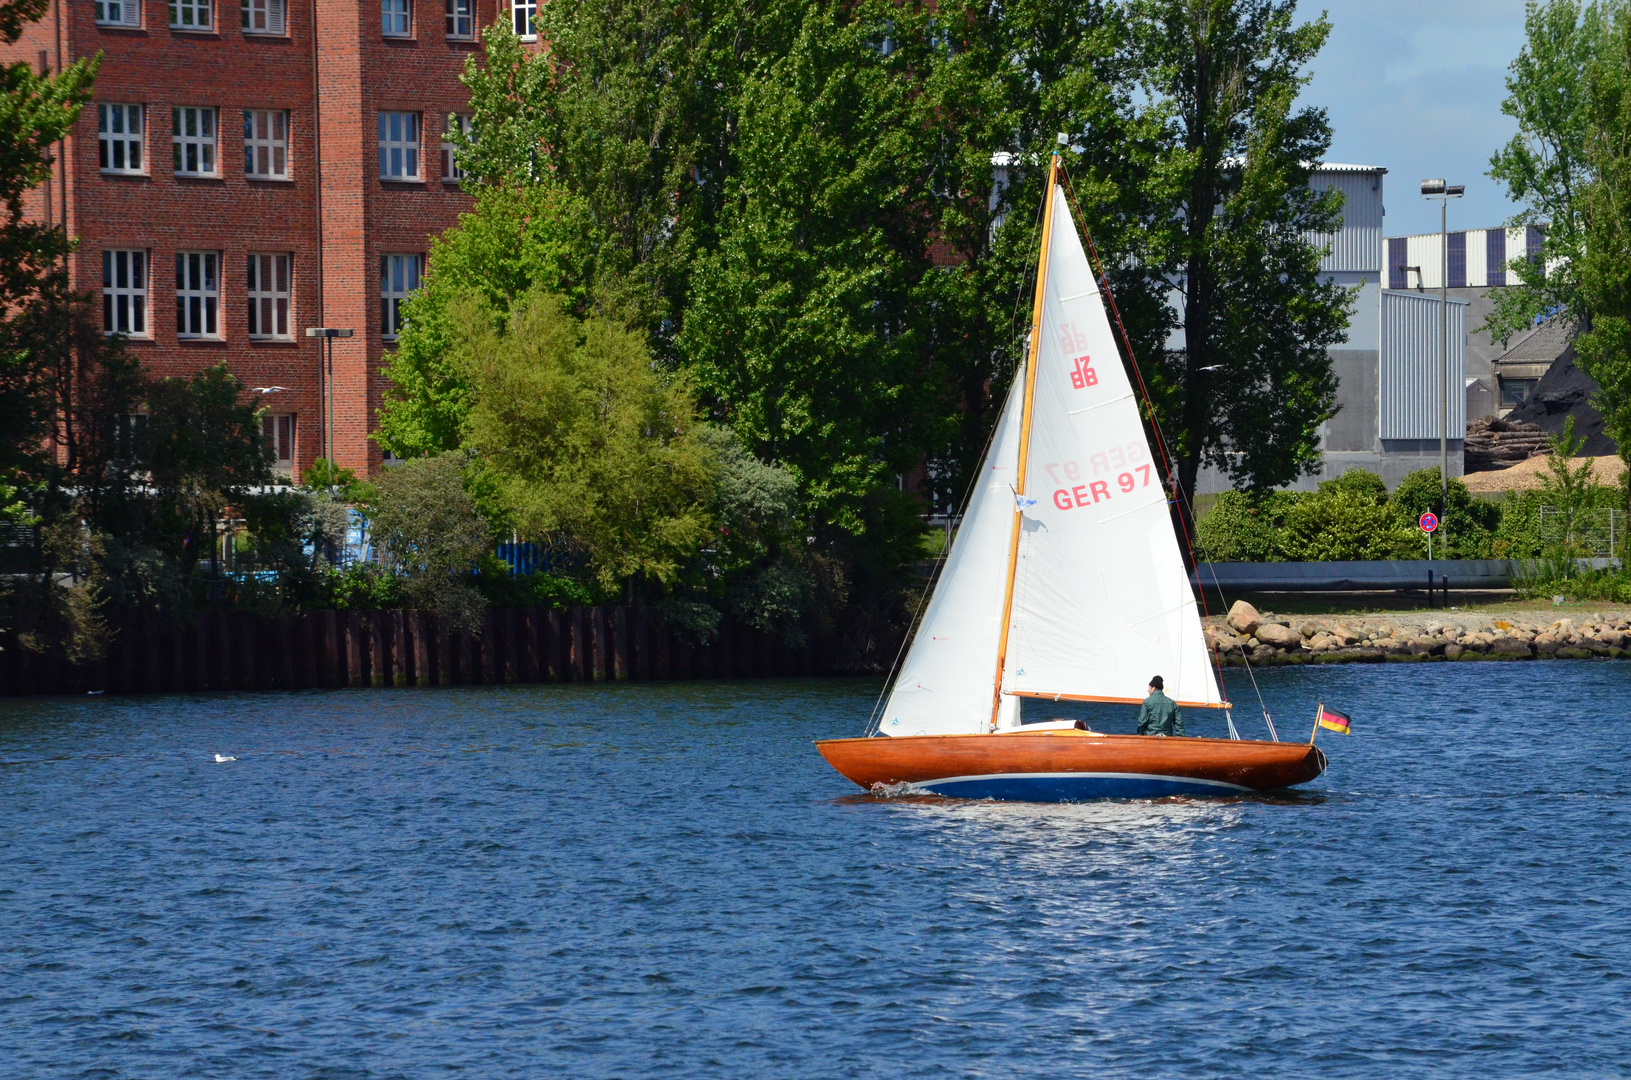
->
<box><xmin>1198</xmin><ymin>163</ymin><xmax>1471</xmax><ymax>492</ymax></box>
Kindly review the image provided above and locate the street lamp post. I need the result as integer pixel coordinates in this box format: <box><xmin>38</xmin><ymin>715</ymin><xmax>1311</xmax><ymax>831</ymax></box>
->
<box><xmin>304</xmin><ymin>327</ymin><xmax>354</xmax><ymax>473</ymax></box>
<box><xmin>1420</xmin><ymin>179</ymin><xmax>1464</xmax><ymax>543</ymax></box>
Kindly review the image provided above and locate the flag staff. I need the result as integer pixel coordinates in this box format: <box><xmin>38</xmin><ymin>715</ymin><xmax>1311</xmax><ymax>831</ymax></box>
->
<box><xmin>1310</xmin><ymin>703</ymin><xmax>1323</xmax><ymax>745</ymax></box>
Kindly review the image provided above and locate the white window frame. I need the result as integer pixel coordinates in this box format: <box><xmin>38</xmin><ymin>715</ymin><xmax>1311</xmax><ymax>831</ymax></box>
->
<box><xmin>243</xmin><ymin>109</ymin><xmax>289</xmax><ymax>179</ymax></box>
<box><xmin>441</xmin><ymin>113</ymin><xmax>471</xmax><ymax>182</ymax></box>
<box><xmin>381</xmin><ymin>0</ymin><xmax>409</xmax><ymax>36</ymax></box>
<box><xmin>444</xmin><ymin>0</ymin><xmax>471</xmax><ymax>38</ymax></box>
<box><xmin>171</xmin><ymin>106</ymin><xmax>218</xmax><ymax>177</ymax></box>
<box><xmin>98</xmin><ymin>104</ymin><xmax>145</xmax><ymax>174</ymax></box>
<box><xmin>240</xmin><ymin>0</ymin><xmax>285</xmax><ymax>34</ymax></box>
<box><xmin>102</xmin><ymin>249</ymin><xmax>149</xmax><ymax>338</ymax></box>
<box><xmin>377</xmin><ymin>111</ymin><xmax>420</xmax><ymax>180</ymax></box>
<box><xmin>95</xmin><ymin>0</ymin><xmax>142</xmax><ymax>27</ymax></box>
<box><xmin>262</xmin><ymin>412</ymin><xmax>296</xmax><ymax>471</ymax></box>
<box><xmin>176</xmin><ymin>251</ymin><xmax>221</xmax><ymax>339</ymax></box>
<box><xmin>169</xmin><ymin>0</ymin><xmax>211</xmax><ymax>29</ymax></box>
<box><xmin>379</xmin><ymin>254</ymin><xmax>421</xmax><ymax>340</ymax></box>
<box><xmin>247</xmin><ymin>253</ymin><xmax>292</xmax><ymax>340</ymax></box>
<box><xmin>511</xmin><ymin>0</ymin><xmax>536</xmax><ymax>39</ymax></box>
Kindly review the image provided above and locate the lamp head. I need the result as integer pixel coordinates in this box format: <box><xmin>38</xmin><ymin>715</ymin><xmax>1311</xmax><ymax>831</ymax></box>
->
<box><xmin>1420</xmin><ymin>178</ymin><xmax>1446</xmax><ymax>196</ymax></box>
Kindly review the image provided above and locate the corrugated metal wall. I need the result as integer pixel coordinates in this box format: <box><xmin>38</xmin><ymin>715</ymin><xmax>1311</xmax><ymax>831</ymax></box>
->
<box><xmin>1379</xmin><ymin>290</ymin><xmax>1467</xmax><ymax>439</ymax></box>
<box><xmin>1308</xmin><ymin>171</ymin><xmax>1383</xmax><ymax>272</ymax></box>
<box><xmin>1384</xmin><ymin>226</ymin><xmax>1546</xmax><ymax>288</ymax></box>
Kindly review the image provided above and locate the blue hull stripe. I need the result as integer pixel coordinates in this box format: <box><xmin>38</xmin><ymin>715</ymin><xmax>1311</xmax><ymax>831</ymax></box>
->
<box><xmin>911</xmin><ymin>771</ymin><xmax>1252</xmax><ymax>802</ymax></box>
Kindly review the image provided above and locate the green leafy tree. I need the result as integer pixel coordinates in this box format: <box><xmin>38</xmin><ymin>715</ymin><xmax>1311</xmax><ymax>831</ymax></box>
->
<box><xmin>1131</xmin><ymin>0</ymin><xmax>1352</xmax><ymax>509</ymax></box>
<box><xmin>1387</xmin><ymin>468</ymin><xmax>1500</xmax><ymax>560</ymax></box>
<box><xmin>378</xmin><ymin>183</ymin><xmax>596</xmax><ymax>457</ymax></box>
<box><xmin>452</xmin><ymin>288</ymin><xmax>717</xmax><ymax>591</ymax></box>
<box><xmin>0</xmin><ymin>18</ymin><xmax>97</xmax><ymax>507</ymax></box>
<box><xmin>141</xmin><ymin>363</ymin><xmax>273</xmax><ymax>578</ymax></box>
<box><xmin>366</xmin><ymin>453</ymin><xmax>491</xmax><ymax>632</ymax></box>
<box><xmin>1486</xmin><ymin>0</ymin><xmax>1624</xmax><ymax>344</ymax></box>
<box><xmin>1575</xmin><ymin>4</ymin><xmax>1631</xmax><ymax>488</ymax></box>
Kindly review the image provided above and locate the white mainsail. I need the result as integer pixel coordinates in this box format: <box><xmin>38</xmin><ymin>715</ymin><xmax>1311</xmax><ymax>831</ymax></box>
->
<box><xmin>1001</xmin><ymin>184</ymin><xmax>1223</xmax><ymax>709</ymax></box>
<box><xmin>877</xmin><ymin>371</ymin><xmax>1025</xmax><ymax>736</ymax></box>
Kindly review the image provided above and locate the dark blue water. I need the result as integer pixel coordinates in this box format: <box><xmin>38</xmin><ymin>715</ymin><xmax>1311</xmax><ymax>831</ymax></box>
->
<box><xmin>3</xmin><ymin>662</ymin><xmax>1629</xmax><ymax>1078</ymax></box>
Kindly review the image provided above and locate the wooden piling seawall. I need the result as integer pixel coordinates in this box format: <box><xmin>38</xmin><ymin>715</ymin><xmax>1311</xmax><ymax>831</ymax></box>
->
<box><xmin>0</xmin><ymin>607</ymin><xmax>837</xmax><ymax>697</ymax></box>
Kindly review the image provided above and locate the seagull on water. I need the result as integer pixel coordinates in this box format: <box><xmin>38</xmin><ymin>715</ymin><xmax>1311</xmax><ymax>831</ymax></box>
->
<box><xmin>214</xmin><ymin>753</ymin><xmax>236</xmax><ymax>763</ymax></box>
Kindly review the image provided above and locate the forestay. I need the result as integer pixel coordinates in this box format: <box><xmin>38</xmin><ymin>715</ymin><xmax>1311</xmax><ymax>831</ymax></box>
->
<box><xmin>878</xmin><ymin>373</ymin><xmax>1025</xmax><ymax>736</ymax></box>
<box><xmin>1001</xmin><ymin>185</ymin><xmax>1223</xmax><ymax>709</ymax></box>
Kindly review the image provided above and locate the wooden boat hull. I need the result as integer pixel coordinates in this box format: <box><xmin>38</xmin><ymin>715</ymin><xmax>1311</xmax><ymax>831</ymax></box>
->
<box><xmin>815</xmin><ymin>731</ymin><xmax>1326</xmax><ymax>801</ymax></box>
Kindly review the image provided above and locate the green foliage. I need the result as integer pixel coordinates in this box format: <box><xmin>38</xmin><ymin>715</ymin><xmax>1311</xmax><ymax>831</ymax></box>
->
<box><xmin>365</xmin><ymin>453</ymin><xmax>491</xmax><ymax>633</ymax></box>
<box><xmin>1486</xmin><ymin>0</ymin><xmax>1622</xmax><ymax>344</ymax></box>
<box><xmin>1131</xmin><ymin>0</ymin><xmax>1353</xmax><ymax>497</ymax></box>
<box><xmin>1575</xmin><ymin>4</ymin><xmax>1631</xmax><ymax>476</ymax></box>
<box><xmin>1194</xmin><ymin>488</ymin><xmax>1301</xmax><ymax>561</ymax></box>
<box><xmin>377</xmin><ymin>183</ymin><xmax>595</xmax><ymax>458</ymax></box>
<box><xmin>454</xmin><ymin>289</ymin><xmax>717</xmax><ymax>591</ymax></box>
<box><xmin>1388</xmin><ymin>468</ymin><xmax>1501</xmax><ymax>559</ymax></box>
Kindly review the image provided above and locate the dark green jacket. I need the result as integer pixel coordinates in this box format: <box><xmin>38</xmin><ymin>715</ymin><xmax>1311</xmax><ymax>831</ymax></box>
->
<box><xmin>1136</xmin><ymin>691</ymin><xmax>1184</xmax><ymax>736</ymax></box>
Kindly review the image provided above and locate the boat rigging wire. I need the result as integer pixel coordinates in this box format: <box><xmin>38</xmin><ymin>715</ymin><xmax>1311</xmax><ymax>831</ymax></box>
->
<box><xmin>861</xmin><ymin>184</ymin><xmax>1050</xmax><ymax>737</ymax></box>
<box><xmin>1057</xmin><ymin>165</ymin><xmax>1276</xmax><ymax>740</ymax></box>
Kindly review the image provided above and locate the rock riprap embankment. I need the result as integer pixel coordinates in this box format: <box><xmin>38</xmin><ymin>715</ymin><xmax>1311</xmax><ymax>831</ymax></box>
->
<box><xmin>1205</xmin><ymin>600</ymin><xmax>1631</xmax><ymax>664</ymax></box>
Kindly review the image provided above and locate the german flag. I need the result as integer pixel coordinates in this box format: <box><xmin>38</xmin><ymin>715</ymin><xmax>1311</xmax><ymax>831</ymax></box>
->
<box><xmin>1316</xmin><ymin>705</ymin><xmax>1352</xmax><ymax>734</ymax></box>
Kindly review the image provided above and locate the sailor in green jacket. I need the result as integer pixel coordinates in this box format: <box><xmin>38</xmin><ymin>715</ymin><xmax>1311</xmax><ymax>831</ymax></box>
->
<box><xmin>1136</xmin><ymin>675</ymin><xmax>1184</xmax><ymax>736</ymax></box>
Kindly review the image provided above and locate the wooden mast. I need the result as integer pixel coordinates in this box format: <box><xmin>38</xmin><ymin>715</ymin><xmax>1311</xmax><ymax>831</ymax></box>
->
<box><xmin>987</xmin><ymin>154</ymin><xmax>1061</xmax><ymax>730</ymax></box>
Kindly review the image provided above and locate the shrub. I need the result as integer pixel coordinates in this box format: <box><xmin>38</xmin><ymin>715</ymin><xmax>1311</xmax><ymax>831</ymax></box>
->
<box><xmin>1195</xmin><ymin>490</ymin><xmax>1303</xmax><ymax>561</ymax></box>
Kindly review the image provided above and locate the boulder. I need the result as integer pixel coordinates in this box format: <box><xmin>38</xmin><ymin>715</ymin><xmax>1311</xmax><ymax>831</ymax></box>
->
<box><xmin>1227</xmin><ymin>600</ymin><xmax>1264</xmax><ymax>636</ymax></box>
<box><xmin>1445</xmin><ymin>643</ymin><xmax>1464</xmax><ymax>660</ymax></box>
<box><xmin>1330</xmin><ymin>626</ymin><xmax>1360</xmax><ymax>646</ymax></box>
<box><xmin>1307</xmin><ymin>633</ymin><xmax>1337</xmax><ymax>652</ymax></box>
<box><xmin>1255</xmin><ymin>623</ymin><xmax>1303</xmax><ymax>649</ymax></box>
<box><xmin>1488</xmin><ymin>636</ymin><xmax>1533</xmax><ymax>657</ymax></box>
<box><xmin>1298</xmin><ymin>621</ymin><xmax>1319</xmax><ymax>639</ymax></box>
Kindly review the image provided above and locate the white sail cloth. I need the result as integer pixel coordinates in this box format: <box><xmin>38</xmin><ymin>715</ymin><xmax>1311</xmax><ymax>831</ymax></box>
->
<box><xmin>877</xmin><ymin>374</ymin><xmax>1024</xmax><ymax>736</ymax></box>
<box><xmin>1001</xmin><ymin>186</ymin><xmax>1222</xmax><ymax>708</ymax></box>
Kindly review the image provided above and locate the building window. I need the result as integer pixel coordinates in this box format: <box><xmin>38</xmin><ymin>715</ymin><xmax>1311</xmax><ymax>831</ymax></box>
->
<box><xmin>262</xmin><ymin>413</ymin><xmax>296</xmax><ymax>471</ymax></box>
<box><xmin>511</xmin><ymin>0</ymin><xmax>535</xmax><ymax>38</ymax></box>
<box><xmin>169</xmin><ymin>0</ymin><xmax>211</xmax><ymax>29</ymax></box>
<box><xmin>176</xmin><ymin>251</ymin><xmax>220</xmax><ymax>338</ymax></box>
<box><xmin>96</xmin><ymin>0</ymin><xmax>142</xmax><ymax>27</ymax></box>
<box><xmin>243</xmin><ymin>109</ymin><xmax>288</xmax><ymax>178</ymax></box>
<box><xmin>102</xmin><ymin>250</ymin><xmax>148</xmax><ymax>337</ymax></box>
<box><xmin>98</xmin><ymin>104</ymin><xmax>144</xmax><ymax>173</ymax></box>
<box><xmin>379</xmin><ymin>254</ymin><xmax>421</xmax><ymax>339</ymax></box>
<box><xmin>444</xmin><ymin>0</ymin><xmax>471</xmax><ymax>38</ymax></box>
<box><xmin>1500</xmin><ymin>378</ymin><xmax>1537</xmax><ymax>407</ymax></box>
<box><xmin>241</xmin><ymin>0</ymin><xmax>285</xmax><ymax>34</ymax></box>
<box><xmin>381</xmin><ymin>0</ymin><xmax>409</xmax><ymax>36</ymax></box>
<box><xmin>442</xmin><ymin>113</ymin><xmax>471</xmax><ymax>181</ymax></box>
<box><xmin>377</xmin><ymin>111</ymin><xmax>419</xmax><ymax>180</ymax></box>
<box><xmin>247</xmin><ymin>253</ymin><xmax>291</xmax><ymax>339</ymax></box>
<box><xmin>172</xmin><ymin>107</ymin><xmax>217</xmax><ymax>176</ymax></box>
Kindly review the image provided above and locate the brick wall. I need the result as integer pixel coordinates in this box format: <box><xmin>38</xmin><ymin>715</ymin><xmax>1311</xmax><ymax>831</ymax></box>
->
<box><xmin>2</xmin><ymin>0</ymin><xmax>508</xmax><ymax>479</ymax></box>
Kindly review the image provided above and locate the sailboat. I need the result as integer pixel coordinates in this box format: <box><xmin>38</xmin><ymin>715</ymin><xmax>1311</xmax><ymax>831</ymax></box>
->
<box><xmin>816</xmin><ymin>154</ymin><xmax>1327</xmax><ymax>801</ymax></box>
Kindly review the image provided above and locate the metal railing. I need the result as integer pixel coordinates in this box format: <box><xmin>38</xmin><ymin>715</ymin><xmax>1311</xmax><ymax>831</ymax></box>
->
<box><xmin>1538</xmin><ymin>506</ymin><xmax>1623</xmax><ymax>557</ymax></box>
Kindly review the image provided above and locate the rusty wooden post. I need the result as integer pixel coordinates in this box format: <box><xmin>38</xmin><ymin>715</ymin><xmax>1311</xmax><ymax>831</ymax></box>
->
<box><xmin>590</xmin><ymin>606</ymin><xmax>608</xmax><ymax>680</ymax></box>
<box><xmin>631</xmin><ymin>607</ymin><xmax>650</xmax><ymax>680</ymax></box>
<box><xmin>503</xmin><ymin>607</ymin><xmax>520</xmax><ymax>683</ymax></box>
<box><xmin>390</xmin><ymin>610</ymin><xmax>408</xmax><ymax>687</ymax></box>
<box><xmin>412</xmin><ymin>611</ymin><xmax>430</xmax><ymax>687</ymax></box>
<box><xmin>611</xmin><ymin>607</ymin><xmax>629</xmax><ymax>680</ymax></box>
<box><xmin>654</xmin><ymin>617</ymin><xmax>671</xmax><ymax>680</ymax></box>
<box><xmin>542</xmin><ymin>608</ymin><xmax>561</xmax><ymax>681</ymax></box>
<box><xmin>568</xmin><ymin>607</ymin><xmax>586</xmax><ymax>681</ymax></box>
<box><xmin>345</xmin><ymin>611</ymin><xmax>365</xmax><ymax>687</ymax></box>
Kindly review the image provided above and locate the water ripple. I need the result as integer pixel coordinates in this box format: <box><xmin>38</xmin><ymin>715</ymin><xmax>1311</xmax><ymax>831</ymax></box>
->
<box><xmin>1</xmin><ymin>662</ymin><xmax>1628</xmax><ymax>1076</ymax></box>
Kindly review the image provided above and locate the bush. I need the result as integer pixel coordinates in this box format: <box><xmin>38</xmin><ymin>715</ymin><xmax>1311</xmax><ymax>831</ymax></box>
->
<box><xmin>1195</xmin><ymin>490</ymin><xmax>1302</xmax><ymax>561</ymax></box>
<box><xmin>1389</xmin><ymin>468</ymin><xmax>1500</xmax><ymax>559</ymax></box>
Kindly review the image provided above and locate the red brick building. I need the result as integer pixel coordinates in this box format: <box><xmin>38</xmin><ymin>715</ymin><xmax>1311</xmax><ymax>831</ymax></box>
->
<box><xmin>8</xmin><ymin>0</ymin><xmax>535</xmax><ymax>478</ymax></box>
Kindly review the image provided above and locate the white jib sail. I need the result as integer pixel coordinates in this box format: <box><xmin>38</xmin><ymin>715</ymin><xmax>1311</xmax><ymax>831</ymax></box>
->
<box><xmin>1001</xmin><ymin>185</ymin><xmax>1223</xmax><ymax>709</ymax></box>
<box><xmin>878</xmin><ymin>369</ymin><xmax>1026</xmax><ymax>736</ymax></box>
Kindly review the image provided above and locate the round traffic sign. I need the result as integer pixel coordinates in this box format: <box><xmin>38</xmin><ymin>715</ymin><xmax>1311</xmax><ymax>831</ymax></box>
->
<box><xmin>1419</xmin><ymin>511</ymin><xmax>1439</xmax><ymax>534</ymax></box>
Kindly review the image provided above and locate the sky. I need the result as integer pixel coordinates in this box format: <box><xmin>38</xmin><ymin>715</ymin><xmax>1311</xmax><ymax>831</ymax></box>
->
<box><xmin>1299</xmin><ymin>0</ymin><xmax>1532</xmax><ymax>238</ymax></box>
